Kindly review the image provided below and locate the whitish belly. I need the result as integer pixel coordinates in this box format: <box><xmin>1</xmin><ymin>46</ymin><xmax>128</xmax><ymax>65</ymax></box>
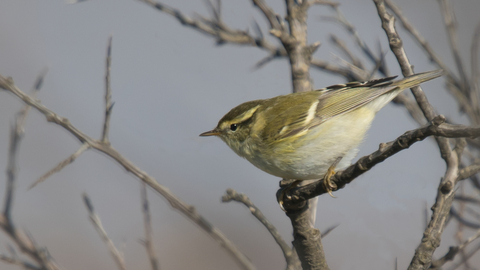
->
<box><xmin>249</xmin><ymin>108</ymin><xmax>375</xmax><ymax>180</ymax></box>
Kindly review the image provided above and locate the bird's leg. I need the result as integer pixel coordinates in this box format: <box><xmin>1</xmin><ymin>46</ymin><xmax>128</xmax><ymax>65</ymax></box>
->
<box><xmin>324</xmin><ymin>157</ymin><xmax>342</xmax><ymax>198</ymax></box>
<box><xmin>278</xmin><ymin>180</ymin><xmax>301</xmax><ymax>212</ymax></box>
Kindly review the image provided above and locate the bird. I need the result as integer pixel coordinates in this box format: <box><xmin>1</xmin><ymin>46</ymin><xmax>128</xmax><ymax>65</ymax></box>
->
<box><xmin>200</xmin><ymin>70</ymin><xmax>443</xmax><ymax>206</ymax></box>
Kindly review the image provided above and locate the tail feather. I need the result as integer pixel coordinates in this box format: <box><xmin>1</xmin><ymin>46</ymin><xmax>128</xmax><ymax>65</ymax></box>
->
<box><xmin>366</xmin><ymin>69</ymin><xmax>443</xmax><ymax>112</ymax></box>
<box><xmin>392</xmin><ymin>69</ymin><xmax>444</xmax><ymax>89</ymax></box>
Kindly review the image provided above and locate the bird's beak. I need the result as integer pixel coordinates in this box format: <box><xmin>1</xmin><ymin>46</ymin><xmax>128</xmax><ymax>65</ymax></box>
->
<box><xmin>199</xmin><ymin>129</ymin><xmax>220</xmax><ymax>137</ymax></box>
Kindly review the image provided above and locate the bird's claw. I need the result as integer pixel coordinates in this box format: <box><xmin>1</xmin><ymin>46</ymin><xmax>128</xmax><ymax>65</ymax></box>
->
<box><xmin>324</xmin><ymin>157</ymin><xmax>341</xmax><ymax>198</ymax></box>
<box><xmin>278</xmin><ymin>180</ymin><xmax>301</xmax><ymax>212</ymax></box>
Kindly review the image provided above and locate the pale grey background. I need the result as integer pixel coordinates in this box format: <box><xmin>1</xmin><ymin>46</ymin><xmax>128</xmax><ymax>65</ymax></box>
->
<box><xmin>0</xmin><ymin>0</ymin><xmax>479</xmax><ymax>269</ymax></box>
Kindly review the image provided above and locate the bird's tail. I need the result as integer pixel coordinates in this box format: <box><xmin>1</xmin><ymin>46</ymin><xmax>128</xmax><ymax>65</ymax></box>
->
<box><xmin>392</xmin><ymin>69</ymin><xmax>444</xmax><ymax>89</ymax></box>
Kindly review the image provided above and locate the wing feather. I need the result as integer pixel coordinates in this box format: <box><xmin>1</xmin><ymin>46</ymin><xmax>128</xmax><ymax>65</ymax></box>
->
<box><xmin>262</xmin><ymin>76</ymin><xmax>399</xmax><ymax>141</ymax></box>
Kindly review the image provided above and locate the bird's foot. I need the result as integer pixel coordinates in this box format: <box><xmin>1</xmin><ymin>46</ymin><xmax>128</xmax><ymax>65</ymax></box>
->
<box><xmin>324</xmin><ymin>157</ymin><xmax>342</xmax><ymax>198</ymax></box>
<box><xmin>278</xmin><ymin>180</ymin><xmax>301</xmax><ymax>212</ymax></box>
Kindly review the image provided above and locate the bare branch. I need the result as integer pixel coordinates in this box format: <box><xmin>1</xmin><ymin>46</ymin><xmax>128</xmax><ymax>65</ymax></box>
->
<box><xmin>445</xmin><ymin>243</ymin><xmax>480</xmax><ymax>270</ymax></box>
<box><xmin>392</xmin><ymin>93</ymin><xmax>427</xmax><ymax>125</ymax></box>
<box><xmin>4</xmin><ymin>121</ymin><xmax>21</xmax><ymax>221</ymax></box>
<box><xmin>102</xmin><ymin>35</ymin><xmax>113</xmax><ymax>144</ymax></box>
<box><xmin>83</xmin><ymin>193</ymin><xmax>127</xmax><ymax>270</ymax></box>
<box><xmin>29</xmin><ymin>143</ymin><xmax>89</xmax><ymax>189</ymax></box>
<box><xmin>329</xmin><ymin>35</ymin><xmax>364</xmax><ymax>70</ymax></box>
<box><xmin>1</xmin><ymin>72</ymin><xmax>60</xmax><ymax>270</ymax></box>
<box><xmin>438</xmin><ymin>0</ymin><xmax>469</xmax><ymax>95</ymax></box>
<box><xmin>470</xmin><ymin>22</ymin><xmax>480</xmax><ymax>122</ymax></box>
<box><xmin>322</xmin><ymin>6</ymin><xmax>388</xmax><ymax>76</ymax></box>
<box><xmin>433</xmin><ymin>196</ymin><xmax>480</xmax><ymax>269</ymax></box>
<box><xmin>287</xmin><ymin>201</ymin><xmax>330</xmax><ymax>270</ymax></box>
<box><xmin>0</xmin><ymin>74</ymin><xmax>256</xmax><ymax>270</ymax></box>
<box><xmin>283</xmin><ymin>1</ymin><xmax>314</xmax><ymax>92</ymax></box>
<box><xmin>251</xmin><ymin>0</ymin><xmax>283</xmax><ymax>34</ymax></box>
<box><xmin>450</xmin><ymin>207</ymin><xmax>480</xmax><ymax>229</ymax></box>
<box><xmin>138</xmin><ymin>0</ymin><xmax>256</xmax><ymax>45</ymax></box>
<box><xmin>444</xmin><ymin>80</ymin><xmax>478</xmax><ymax>124</ymax></box>
<box><xmin>310</xmin><ymin>58</ymin><xmax>361</xmax><ymax>81</ymax></box>
<box><xmin>387</xmin><ymin>0</ymin><xmax>480</xmax><ymax>124</ymax></box>
<box><xmin>455</xmin><ymin>195</ymin><xmax>480</xmax><ymax>205</ymax></box>
<box><xmin>375</xmin><ymin>0</ymin><xmax>438</xmax><ymax>120</ymax></box>
<box><xmin>0</xmin><ymin>254</ymin><xmax>40</xmax><ymax>270</ymax></box>
<box><xmin>140</xmin><ymin>183</ymin><xmax>159</xmax><ymax>270</ymax></box>
<box><xmin>373</xmin><ymin>3</ymin><xmax>460</xmax><ymax>269</ymax></box>
<box><xmin>307</xmin><ymin>0</ymin><xmax>339</xmax><ymax>8</ymax></box>
<box><xmin>457</xmin><ymin>160</ymin><xmax>480</xmax><ymax>181</ymax></box>
<box><xmin>222</xmin><ymin>189</ymin><xmax>299</xmax><ymax>269</ymax></box>
<box><xmin>252</xmin><ymin>52</ymin><xmax>282</xmax><ymax>70</ymax></box>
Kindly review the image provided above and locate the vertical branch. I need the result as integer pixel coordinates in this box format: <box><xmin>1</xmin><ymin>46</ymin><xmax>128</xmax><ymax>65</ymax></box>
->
<box><xmin>438</xmin><ymin>0</ymin><xmax>469</xmax><ymax>95</ymax></box>
<box><xmin>141</xmin><ymin>183</ymin><xmax>159</xmax><ymax>270</ymax></box>
<box><xmin>373</xmin><ymin>1</ymin><xmax>460</xmax><ymax>270</ymax></box>
<box><xmin>287</xmin><ymin>201</ymin><xmax>330</xmax><ymax>270</ymax></box>
<box><xmin>453</xmin><ymin>184</ymin><xmax>471</xmax><ymax>268</ymax></box>
<box><xmin>4</xmin><ymin>68</ymin><xmax>46</xmax><ymax>221</ymax></box>
<box><xmin>253</xmin><ymin>0</ymin><xmax>317</xmax><ymax>92</ymax></box>
<box><xmin>470</xmin><ymin>22</ymin><xmax>480</xmax><ymax>123</ymax></box>
<box><xmin>83</xmin><ymin>194</ymin><xmax>127</xmax><ymax>270</ymax></box>
<box><xmin>102</xmin><ymin>35</ymin><xmax>114</xmax><ymax>144</ymax></box>
<box><xmin>284</xmin><ymin>1</ymin><xmax>316</xmax><ymax>93</ymax></box>
<box><xmin>1</xmin><ymin>71</ymin><xmax>59</xmax><ymax>270</ymax></box>
<box><xmin>4</xmin><ymin>119</ymin><xmax>23</xmax><ymax>224</ymax></box>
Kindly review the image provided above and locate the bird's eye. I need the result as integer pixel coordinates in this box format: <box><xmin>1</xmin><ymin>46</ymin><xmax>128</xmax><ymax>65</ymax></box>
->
<box><xmin>230</xmin><ymin>124</ymin><xmax>238</xmax><ymax>131</ymax></box>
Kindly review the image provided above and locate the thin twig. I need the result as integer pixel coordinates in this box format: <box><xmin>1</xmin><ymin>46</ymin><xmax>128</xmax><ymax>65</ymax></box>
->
<box><xmin>450</xmin><ymin>207</ymin><xmax>480</xmax><ymax>229</ymax></box>
<box><xmin>83</xmin><ymin>193</ymin><xmax>127</xmax><ymax>270</ymax></box>
<box><xmin>457</xmin><ymin>160</ymin><xmax>480</xmax><ymax>181</ymax></box>
<box><xmin>455</xmin><ymin>195</ymin><xmax>480</xmax><ymax>205</ymax></box>
<box><xmin>392</xmin><ymin>93</ymin><xmax>427</xmax><ymax>125</ymax></box>
<box><xmin>310</xmin><ymin>58</ymin><xmax>361</xmax><ymax>81</ymax></box>
<box><xmin>251</xmin><ymin>0</ymin><xmax>283</xmax><ymax>34</ymax></box>
<box><xmin>0</xmin><ymin>72</ymin><xmax>60</xmax><ymax>270</ymax></box>
<box><xmin>445</xmin><ymin>242</ymin><xmax>480</xmax><ymax>270</ymax></box>
<box><xmin>0</xmin><ymin>254</ymin><xmax>40</xmax><ymax>270</ymax></box>
<box><xmin>139</xmin><ymin>0</ymin><xmax>257</xmax><ymax>46</ymax></box>
<box><xmin>321</xmin><ymin>224</ymin><xmax>339</xmax><ymax>239</ymax></box>
<box><xmin>438</xmin><ymin>0</ymin><xmax>469</xmax><ymax>95</ymax></box>
<box><xmin>222</xmin><ymin>189</ymin><xmax>298</xmax><ymax>269</ymax></box>
<box><xmin>102</xmin><ymin>35</ymin><xmax>113</xmax><ymax>144</ymax></box>
<box><xmin>470</xmin><ymin>22</ymin><xmax>480</xmax><ymax>123</ymax></box>
<box><xmin>140</xmin><ymin>183</ymin><xmax>159</xmax><ymax>270</ymax></box>
<box><xmin>322</xmin><ymin>6</ymin><xmax>388</xmax><ymax>76</ymax></box>
<box><xmin>307</xmin><ymin>0</ymin><xmax>339</xmax><ymax>8</ymax></box>
<box><xmin>329</xmin><ymin>35</ymin><xmax>363</xmax><ymax>70</ymax></box>
<box><xmin>29</xmin><ymin>143</ymin><xmax>89</xmax><ymax>189</ymax></box>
